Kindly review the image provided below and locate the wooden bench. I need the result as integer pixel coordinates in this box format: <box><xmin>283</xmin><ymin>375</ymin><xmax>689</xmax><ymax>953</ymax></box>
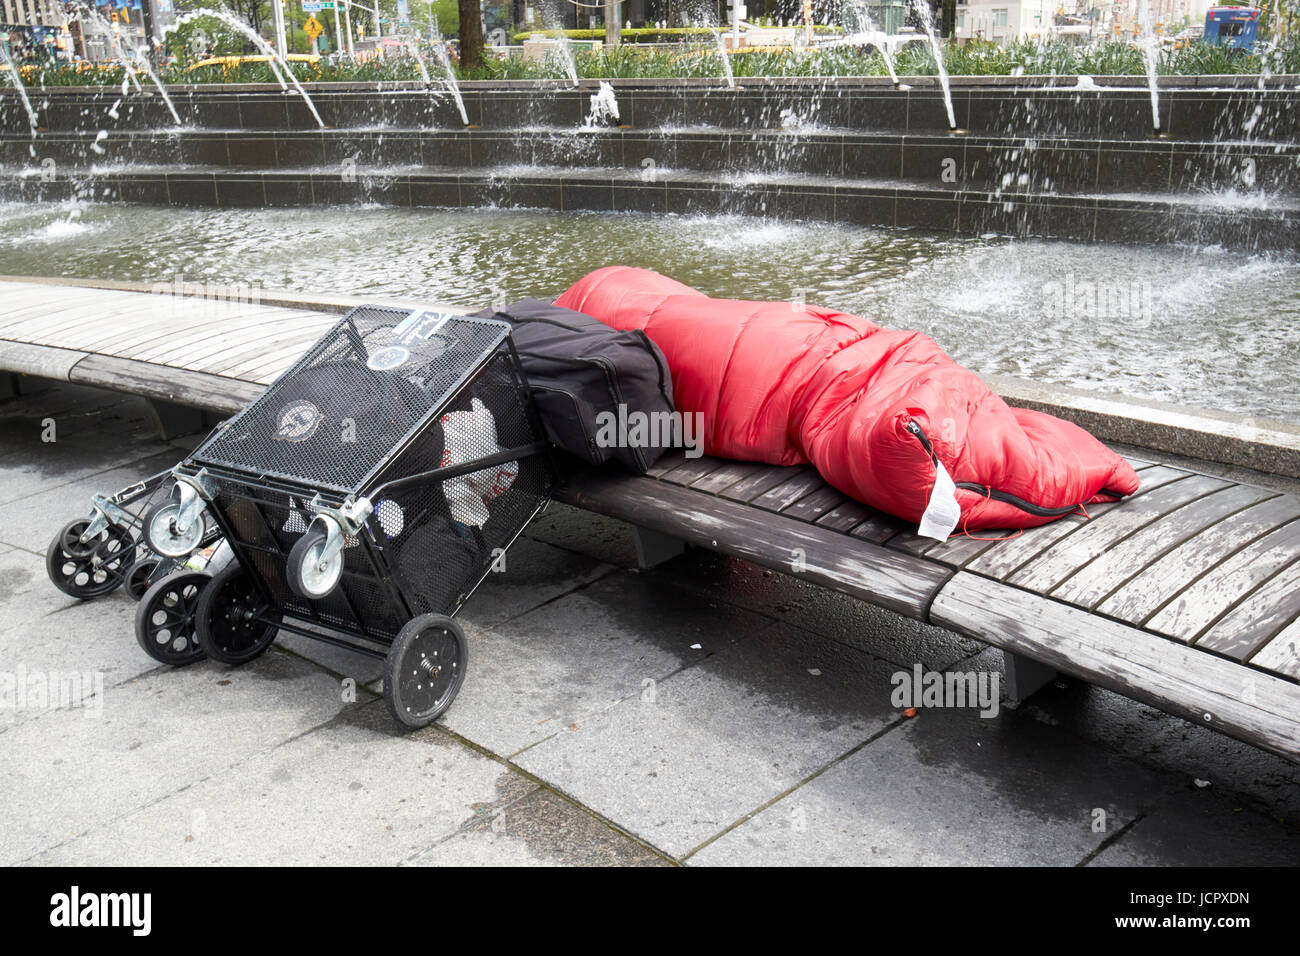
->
<box><xmin>3</xmin><ymin>276</ymin><xmax>1297</xmax><ymax>760</ymax></box>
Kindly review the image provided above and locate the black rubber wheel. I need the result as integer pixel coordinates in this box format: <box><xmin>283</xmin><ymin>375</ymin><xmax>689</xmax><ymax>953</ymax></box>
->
<box><xmin>46</xmin><ymin>519</ymin><xmax>135</xmax><ymax>599</ymax></box>
<box><xmin>286</xmin><ymin>523</ymin><xmax>343</xmax><ymax>601</ymax></box>
<box><xmin>124</xmin><ymin>556</ymin><xmax>162</xmax><ymax>601</ymax></box>
<box><xmin>194</xmin><ymin>562</ymin><xmax>280</xmax><ymax>665</ymax></box>
<box><xmin>135</xmin><ymin>571</ymin><xmax>209</xmax><ymax>666</ymax></box>
<box><xmin>143</xmin><ymin>500</ymin><xmax>206</xmax><ymax>559</ymax></box>
<box><xmin>384</xmin><ymin>614</ymin><xmax>468</xmax><ymax>728</ymax></box>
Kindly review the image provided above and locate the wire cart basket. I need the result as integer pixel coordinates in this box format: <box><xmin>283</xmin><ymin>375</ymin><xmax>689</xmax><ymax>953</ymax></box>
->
<box><xmin>142</xmin><ymin>305</ymin><xmax>556</xmax><ymax>726</ymax></box>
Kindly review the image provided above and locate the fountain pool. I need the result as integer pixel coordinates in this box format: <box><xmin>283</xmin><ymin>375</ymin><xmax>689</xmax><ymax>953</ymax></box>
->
<box><xmin>0</xmin><ymin>201</ymin><xmax>1295</xmax><ymax>422</ymax></box>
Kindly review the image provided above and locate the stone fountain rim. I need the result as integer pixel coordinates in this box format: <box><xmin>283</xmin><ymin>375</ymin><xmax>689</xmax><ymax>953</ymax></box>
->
<box><xmin>5</xmin><ymin>72</ymin><xmax>1299</xmax><ymax>96</ymax></box>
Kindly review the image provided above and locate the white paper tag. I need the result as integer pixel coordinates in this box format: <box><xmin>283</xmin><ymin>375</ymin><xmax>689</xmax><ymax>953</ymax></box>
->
<box><xmin>918</xmin><ymin>458</ymin><xmax>962</xmax><ymax>541</ymax></box>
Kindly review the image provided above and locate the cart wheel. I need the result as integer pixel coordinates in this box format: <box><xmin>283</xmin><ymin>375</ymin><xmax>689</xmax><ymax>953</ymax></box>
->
<box><xmin>143</xmin><ymin>501</ymin><xmax>206</xmax><ymax>559</ymax></box>
<box><xmin>195</xmin><ymin>562</ymin><xmax>280</xmax><ymax>665</ymax></box>
<box><xmin>46</xmin><ymin>519</ymin><xmax>135</xmax><ymax>599</ymax></box>
<box><xmin>384</xmin><ymin>614</ymin><xmax>468</xmax><ymax>728</ymax></box>
<box><xmin>124</xmin><ymin>556</ymin><xmax>162</xmax><ymax>601</ymax></box>
<box><xmin>135</xmin><ymin>571</ymin><xmax>209</xmax><ymax>666</ymax></box>
<box><xmin>52</xmin><ymin>518</ymin><xmax>98</xmax><ymax>559</ymax></box>
<box><xmin>286</xmin><ymin>524</ymin><xmax>343</xmax><ymax>601</ymax></box>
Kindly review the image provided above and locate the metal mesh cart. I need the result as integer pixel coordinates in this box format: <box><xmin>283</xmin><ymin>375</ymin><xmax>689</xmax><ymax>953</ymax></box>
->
<box><xmin>142</xmin><ymin>305</ymin><xmax>556</xmax><ymax>726</ymax></box>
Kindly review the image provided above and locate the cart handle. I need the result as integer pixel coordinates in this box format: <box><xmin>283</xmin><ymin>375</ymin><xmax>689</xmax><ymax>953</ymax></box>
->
<box><xmin>369</xmin><ymin>440</ymin><xmax>549</xmax><ymax>498</ymax></box>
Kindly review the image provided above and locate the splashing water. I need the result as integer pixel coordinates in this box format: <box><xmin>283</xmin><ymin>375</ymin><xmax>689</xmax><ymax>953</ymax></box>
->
<box><xmin>0</xmin><ymin>41</ymin><xmax>39</xmax><ymax>134</ymax></box>
<box><xmin>164</xmin><ymin>9</ymin><xmax>325</xmax><ymax>128</ymax></box>
<box><xmin>1136</xmin><ymin>0</ymin><xmax>1162</xmax><ymax>133</ymax></box>
<box><xmin>841</xmin><ymin>0</ymin><xmax>899</xmax><ymax>85</ymax></box>
<box><xmin>129</xmin><ymin>46</ymin><xmax>183</xmax><ymax>126</ymax></box>
<box><xmin>432</xmin><ymin>41</ymin><xmax>469</xmax><ymax>126</ymax></box>
<box><xmin>583</xmin><ymin>81</ymin><xmax>620</xmax><ymax>127</ymax></box>
<box><xmin>911</xmin><ymin>0</ymin><xmax>956</xmax><ymax>129</ymax></box>
<box><xmin>404</xmin><ymin>40</ymin><xmax>433</xmax><ymax>85</ymax></box>
<box><xmin>69</xmin><ymin>3</ymin><xmax>143</xmax><ymax>94</ymax></box>
<box><xmin>711</xmin><ymin>27</ymin><xmax>737</xmax><ymax>90</ymax></box>
<box><xmin>538</xmin><ymin>3</ymin><xmax>579</xmax><ymax>86</ymax></box>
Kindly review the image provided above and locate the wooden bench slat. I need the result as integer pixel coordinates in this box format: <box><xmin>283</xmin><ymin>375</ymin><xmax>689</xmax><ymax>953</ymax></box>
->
<box><xmin>814</xmin><ymin>498</ymin><xmax>878</xmax><ymax>532</ymax></box>
<box><xmin>1097</xmin><ymin>496</ymin><xmax>1300</xmax><ymax>625</ymax></box>
<box><xmin>780</xmin><ymin>483</ymin><xmax>847</xmax><ymax>523</ymax></box>
<box><xmin>1051</xmin><ymin>483</ymin><xmax>1276</xmax><ymax>609</ymax></box>
<box><xmin>1145</xmin><ymin>518</ymin><xmax>1300</xmax><ymax>641</ymax></box>
<box><xmin>849</xmin><ymin>511</ymin><xmax>910</xmax><ymax>545</ymax></box>
<box><xmin>752</xmin><ymin>469</ymin><xmax>832</xmax><ymax>513</ymax></box>
<box><xmin>720</xmin><ymin>462</ymin><xmax>810</xmax><ymax>503</ymax></box>
<box><xmin>690</xmin><ymin>460</ymin><xmax>769</xmax><ymax>495</ymax></box>
<box><xmin>1196</xmin><ymin>561</ymin><xmax>1300</xmax><ymax>660</ymax></box>
<box><xmin>1250</xmin><ymin>620</ymin><xmax>1300</xmax><ymax>681</ymax></box>
<box><xmin>962</xmin><ymin>465</ymin><xmax>1189</xmax><ymax>580</ymax></box>
<box><xmin>1007</xmin><ymin>473</ymin><xmax>1228</xmax><ymax>594</ymax></box>
<box><xmin>655</xmin><ymin>455</ymin><xmax>729</xmax><ymax>488</ymax></box>
<box><xmin>645</xmin><ymin>450</ymin><xmax>686</xmax><ymax>478</ymax></box>
<box><xmin>920</xmin><ymin>530</ymin><xmax>1016</xmax><ymax>568</ymax></box>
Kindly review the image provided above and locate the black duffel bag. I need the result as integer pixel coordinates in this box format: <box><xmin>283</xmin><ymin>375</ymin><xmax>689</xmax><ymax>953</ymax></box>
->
<box><xmin>475</xmin><ymin>298</ymin><xmax>676</xmax><ymax>474</ymax></box>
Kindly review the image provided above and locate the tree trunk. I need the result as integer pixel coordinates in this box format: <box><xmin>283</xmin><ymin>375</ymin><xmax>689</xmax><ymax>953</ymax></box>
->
<box><xmin>459</xmin><ymin>0</ymin><xmax>484</xmax><ymax>71</ymax></box>
<box><xmin>605</xmin><ymin>0</ymin><xmax>621</xmax><ymax>44</ymax></box>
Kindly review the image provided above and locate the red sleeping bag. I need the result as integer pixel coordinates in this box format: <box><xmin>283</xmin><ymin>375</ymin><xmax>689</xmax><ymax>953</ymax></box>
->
<box><xmin>555</xmin><ymin>266</ymin><xmax>1140</xmax><ymax>539</ymax></box>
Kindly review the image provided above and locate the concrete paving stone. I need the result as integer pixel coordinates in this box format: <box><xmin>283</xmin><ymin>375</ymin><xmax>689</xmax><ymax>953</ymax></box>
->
<box><xmin>688</xmin><ymin>697</ymin><xmax>1176</xmax><ymax>866</ymax></box>
<box><xmin>0</xmin><ymin>649</ymin><xmax>346</xmax><ymax>865</ymax></box>
<box><xmin>0</xmin><ymin>388</ymin><xmax>176</xmax><ymax>506</ymax></box>
<box><xmin>434</xmin><ymin>569</ymin><xmax>767</xmax><ymax>758</ymax></box>
<box><xmin>462</xmin><ymin>535</ymin><xmax>614</xmax><ymax>627</ymax></box>
<box><xmin>0</xmin><ymin>543</ymin><xmax>88</xmax><ymax>633</ymax></box>
<box><xmin>0</xmin><ymin>447</ymin><xmax>182</xmax><ymax>554</ymax></box>
<box><xmin>1011</xmin><ymin>679</ymin><xmax>1300</xmax><ymax>823</ymax></box>
<box><xmin>0</xmin><ymin>570</ymin><xmax>158</xmax><ymax>730</ymax></box>
<box><xmin>410</xmin><ymin>788</ymin><xmax>670</xmax><ymax>867</ymax></box>
<box><xmin>276</xmin><ymin>537</ymin><xmax>613</xmax><ymax>687</ymax></box>
<box><xmin>272</xmin><ymin>631</ymin><xmax>387</xmax><ymax>688</ymax></box>
<box><xmin>909</xmin><ymin>644</ymin><xmax>1300</xmax><ymax>824</ymax></box>
<box><xmin>33</xmin><ymin>700</ymin><xmax>540</xmax><ymax>866</ymax></box>
<box><xmin>652</xmin><ymin>548</ymin><xmax>984</xmax><ymax>671</ymax></box>
<box><xmin>514</xmin><ymin>621</ymin><xmax>908</xmax><ymax>858</ymax></box>
<box><xmin>524</xmin><ymin>502</ymin><xmax>641</xmax><ymax>568</ymax></box>
<box><xmin>1088</xmin><ymin>788</ymin><xmax>1300</xmax><ymax>867</ymax></box>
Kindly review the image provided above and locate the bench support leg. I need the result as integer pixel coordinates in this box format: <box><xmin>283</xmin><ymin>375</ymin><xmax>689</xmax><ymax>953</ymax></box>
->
<box><xmin>1002</xmin><ymin>650</ymin><xmax>1056</xmax><ymax>708</ymax></box>
<box><xmin>147</xmin><ymin>399</ymin><xmax>205</xmax><ymax>441</ymax></box>
<box><xmin>632</xmin><ymin>526</ymin><xmax>686</xmax><ymax>569</ymax></box>
<box><xmin>0</xmin><ymin>374</ymin><xmax>18</xmax><ymax>399</ymax></box>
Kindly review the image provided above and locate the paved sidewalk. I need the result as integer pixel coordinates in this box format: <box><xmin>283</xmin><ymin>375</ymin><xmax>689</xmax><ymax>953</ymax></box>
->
<box><xmin>1</xmin><ymin>381</ymin><xmax>1296</xmax><ymax>866</ymax></box>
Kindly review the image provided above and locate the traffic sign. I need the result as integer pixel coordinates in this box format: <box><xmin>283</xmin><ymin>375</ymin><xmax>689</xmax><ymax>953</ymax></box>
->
<box><xmin>304</xmin><ymin>15</ymin><xmax>324</xmax><ymax>40</ymax></box>
<box><xmin>302</xmin><ymin>1</ymin><xmax>335</xmax><ymax>9</ymax></box>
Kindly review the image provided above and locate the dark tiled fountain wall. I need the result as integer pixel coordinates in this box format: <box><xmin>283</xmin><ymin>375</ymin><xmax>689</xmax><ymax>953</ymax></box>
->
<box><xmin>2</xmin><ymin>79</ymin><xmax>1299</xmax><ymax>250</ymax></box>
<box><xmin>6</xmin><ymin>81</ymin><xmax>1300</xmax><ymax>140</ymax></box>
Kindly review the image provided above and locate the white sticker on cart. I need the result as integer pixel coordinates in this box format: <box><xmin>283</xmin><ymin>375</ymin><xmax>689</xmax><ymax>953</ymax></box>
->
<box><xmin>367</xmin><ymin>345</ymin><xmax>411</xmax><ymax>372</ymax></box>
<box><xmin>273</xmin><ymin>400</ymin><xmax>322</xmax><ymax>442</ymax></box>
<box><xmin>393</xmin><ymin>310</ymin><xmax>453</xmax><ymax>345</ymax></box>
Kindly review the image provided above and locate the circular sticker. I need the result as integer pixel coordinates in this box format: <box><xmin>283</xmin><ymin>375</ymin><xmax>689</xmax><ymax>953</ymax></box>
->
<box><xmin>273</xmin><ymin>400</ymin><xmax>322</xmax><ymax>443</ymax></box>
<box><xmin>367</xmin><ymin>345</ymin><xmax>410</xmax><ymax>372</ymax></box>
